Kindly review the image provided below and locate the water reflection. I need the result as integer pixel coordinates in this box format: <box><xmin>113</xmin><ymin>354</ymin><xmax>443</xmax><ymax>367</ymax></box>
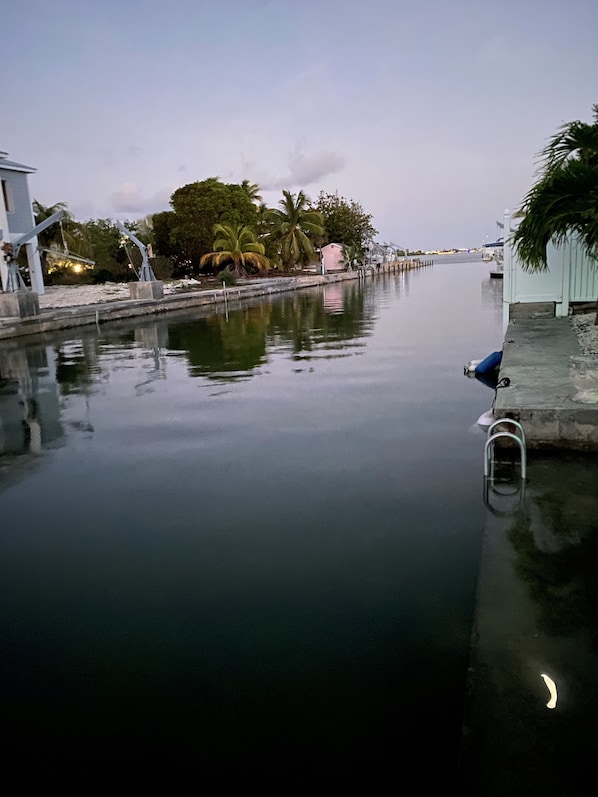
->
<box><xmin>1</xmin><ymin>259</ymin><xmax>506</xmax><ymax>777</ymax></box>
<box><xmin>509</xmin><ymin>456</ymin><xmax>598</xmax><ymax>637</ymax></box>
<box><xmin>322</xmin><ymin>283</ymin><xmax>344</xmax><ymax>314</ymax></box>
<box><xmin>464</xmin><ymin>454</ymin><xmax>598</xmax><ymax>793</ymax></box>
<box><xmin>0</xmin><ymin>345</ymin><xmax>63</xmax><ymax>470</ymax></box>
<box><xmin>0</xmin><ymin>280</ymin><xmax>377</xmax><ymax>484</ymax></box>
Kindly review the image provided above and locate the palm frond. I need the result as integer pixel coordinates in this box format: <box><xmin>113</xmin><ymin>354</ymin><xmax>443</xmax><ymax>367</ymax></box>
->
<box><xmin>538</xmin><ymin>120</ymin><xmax>598</xmax><ymax>176</ymax></box>
<box><xmin>513</xmin><ymin>159</ymin><xmax>598</xmax><ymax>271</ymax></box>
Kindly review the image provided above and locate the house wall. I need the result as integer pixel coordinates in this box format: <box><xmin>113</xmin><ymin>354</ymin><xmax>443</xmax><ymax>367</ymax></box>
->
<box><xmin>322</xmin><ymin>244</ymin><xmax>344</xmax><ymax>272</ymax></box>
<box><xmin>503</xmin><ymin>217</ymin><xmax>597</xmax><ymax>328</ymax></box>
<box><xmin>0</xmin><ymin>168</ymin><xmax>35</xmax><ymax>236</ymax></box>
<box><xmin>566</xmin><ymin>238</ymin><xmax>598</xmax><ymax>302</ymax></box>
<box><xmin>0</xmin><ymin>185</ymin><xmax>9</xmax><ymax>285</ymax></box>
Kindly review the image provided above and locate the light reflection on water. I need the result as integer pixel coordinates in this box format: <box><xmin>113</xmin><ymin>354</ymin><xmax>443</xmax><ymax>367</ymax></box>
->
<box><xmin>1</xmin><ymin>258</ymin><xmax>507</xmax><ymax>780</ymax></box>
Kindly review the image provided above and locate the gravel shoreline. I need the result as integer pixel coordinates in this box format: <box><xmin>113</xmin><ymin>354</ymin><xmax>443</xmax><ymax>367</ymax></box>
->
<box><xmin>571</xmin><ymin>313</ymin><xmax>598</xmax><ymax>357</ymax></box>
<box><xmin>37</xmin><ymin>280</ymin><xmax>200</xmax><ymax>309</ymax></box>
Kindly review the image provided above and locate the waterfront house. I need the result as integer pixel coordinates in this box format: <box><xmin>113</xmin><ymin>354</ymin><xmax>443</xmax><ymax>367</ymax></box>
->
<box><xmin>502</xmin><ymin>212</ymin><xmax>598</xmax><ymax>328</ymax></box>
<box><xmin>0</xmin><ymin>151</ymin><xmax>45</xmax><ymax>294</ymax></box>
<box><xmin>322</xmin><ymin>243</ymin><xmax>345</xmax><ymax>272</ymax></box>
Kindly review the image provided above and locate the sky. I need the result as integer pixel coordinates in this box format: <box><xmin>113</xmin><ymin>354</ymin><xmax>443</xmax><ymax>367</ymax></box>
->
<box><xmin>2</xmin><ymin>0</ymin><xmax>597</xmax><ymax>250</ymax></box>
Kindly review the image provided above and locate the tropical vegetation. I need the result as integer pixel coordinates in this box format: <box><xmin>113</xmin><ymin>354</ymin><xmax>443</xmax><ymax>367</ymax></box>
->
<box><xmin>200</xmin><ymin>223</ymin><xmax>269</xmax><ymax>277</ymax></box>
<box><xmin>29</xmin><ymin>176</ymin><xmax>379</xmax><ymax>285</ymax></box>
<box><xmin>341</xmin><ymin>243</ymin><xmax>364</xmax><ymax>270</ymax></box>
<box><xmin>32</xmin><ymin>200</ymin><xmax>74</xmax><ymax>277</ymax></box>
<box><xmin>315</xmin><ymin>191</ymin><xmax>377</xmax><ymax>252</ymax></box>
<box><xmin>265</xmin><ymin>190</ymin><xmax>325</xmax><ymax>270</ymax></box>
<box><xmin>512</xmin><ymin>104</ymin><xmax>598</xmax><ymax>275</ymax></box>
<box><xmin>168</xmin><ymin>178</ymin><xmax>258</xmax><ymax>270</ymax></box>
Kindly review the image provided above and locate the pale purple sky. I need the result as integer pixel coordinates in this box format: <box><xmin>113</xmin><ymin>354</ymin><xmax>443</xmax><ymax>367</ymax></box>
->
<box><xmin>3</xmin><ymin>0</ymin><xmax>597</xmax><ymax>249</ymax></box>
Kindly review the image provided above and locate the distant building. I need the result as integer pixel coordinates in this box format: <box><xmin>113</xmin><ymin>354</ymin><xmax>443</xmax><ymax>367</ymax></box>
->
<box><xmin>0</xmin><ymin>151</ymin><xmax>45</xmax><ymax>294</ymax></box>
<box><xmin>321</xmin><ymin>243</ymin><xmax>345</xmax><ymax>272</ymax></box>
<box><xmin>369</xmin><ymin>243</ymin><xmax>395</xmax><ymax>264</ymax></box>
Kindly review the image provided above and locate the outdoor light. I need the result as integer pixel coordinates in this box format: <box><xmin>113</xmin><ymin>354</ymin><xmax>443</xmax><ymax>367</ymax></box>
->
<box><xmin>541</xmin><ymin>673</ymin><xmax>557</xmax><ymax>709</ymax></box>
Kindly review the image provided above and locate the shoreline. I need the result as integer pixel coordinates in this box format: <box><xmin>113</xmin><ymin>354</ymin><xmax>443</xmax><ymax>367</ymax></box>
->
<box><xmin>38</xmin><ymin>282</ymin><xmax>598</xmax><ymax>358</ymax></box>
<box><xmin>1</xmin><ymin>263</ymin><xmax>428</xmax><ymax>342</ymax></box>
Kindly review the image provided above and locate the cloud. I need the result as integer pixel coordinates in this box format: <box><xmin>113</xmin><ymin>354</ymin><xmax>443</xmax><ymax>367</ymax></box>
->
<box><xmin>109</xmin><ymin>182</ymin><xmax>172</xmax><ymax>215</ymax></box>
<box><xmin>260</xmin><ymin>148</ymin><xmax>346</xmax><ymax>191</ymax></box>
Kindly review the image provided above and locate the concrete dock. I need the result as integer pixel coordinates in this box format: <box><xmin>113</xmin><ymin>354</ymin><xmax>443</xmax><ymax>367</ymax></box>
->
<box><xmin>494</xmin><ymin>317</ymin><xmax>598</xmax><ymax>450</ymax></box>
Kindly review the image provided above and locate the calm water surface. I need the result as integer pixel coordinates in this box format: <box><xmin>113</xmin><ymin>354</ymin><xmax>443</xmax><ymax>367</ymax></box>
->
<box><xmin>1</xmin><ymin>257</ymin><xmax>503</xmax><ymax>779</ymax></box>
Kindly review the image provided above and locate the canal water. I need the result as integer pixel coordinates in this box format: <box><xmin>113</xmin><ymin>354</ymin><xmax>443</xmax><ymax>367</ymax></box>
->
<box><xmin>0</xmin><ymin>256</ymin><xmax>503</xmax><ymax>781</ymax></box>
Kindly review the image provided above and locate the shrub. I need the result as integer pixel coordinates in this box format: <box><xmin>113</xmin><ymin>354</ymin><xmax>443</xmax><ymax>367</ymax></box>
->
<box><xmin>218</xmin><ymin>267</ymin><xmax>237</xmax><ymax>286</ymax></box>
<box><xmin>149</xmin><ymin>255</ymin><xmax>174</xmax><ymax>280</ymax></box>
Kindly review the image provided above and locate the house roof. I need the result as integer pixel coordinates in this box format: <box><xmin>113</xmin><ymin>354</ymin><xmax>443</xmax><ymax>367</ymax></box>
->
<box><xmin>0</xmin><ymin>152</ymin><xmax>36</xmax><ymax>173</ymax></box>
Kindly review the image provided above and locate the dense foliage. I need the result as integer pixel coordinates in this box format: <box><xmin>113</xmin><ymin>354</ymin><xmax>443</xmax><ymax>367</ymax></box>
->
<box><xmin>266</xmin><ymin>190</ymin><xmax>325</xmax><ymax>270</ymax></box>
<box><xmin>315</xmin><ymin>191</ymin><xmax>377</xmax><ymax>252</ymax></box>
<box><xmin>512</xmin><ymin>104</ymin><xmax>598</xmax><ymax>272</ymax></box>
<box><xmin>168</xmin><ymin>178</ymin><xmax>258</xmax><ymax>270</ymax></box>
<box><xmin>32</xmin><ymin>178</ymin><xmax>379</xmax><ymax>283</ymax></box>
<box><xmin>200</xmin><ymin>223</ymin><xmax>269</xmax><ymax>277</ymax></box>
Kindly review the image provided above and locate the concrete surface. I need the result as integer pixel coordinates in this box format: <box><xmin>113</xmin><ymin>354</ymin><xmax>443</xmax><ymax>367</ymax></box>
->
<box><xmin>0</xmin><ymin>290</ymin><xmax>40</xmax><ymax>319</ymax></box>
<box><xmin>494</xmin><ymin>318</ymin><xmax>598</xmax><ymax>449</ymax></box>
<box><xmin>129</xmin><ymin>280</ymin><xmax>164</xmax><ymax>300</ymax></box>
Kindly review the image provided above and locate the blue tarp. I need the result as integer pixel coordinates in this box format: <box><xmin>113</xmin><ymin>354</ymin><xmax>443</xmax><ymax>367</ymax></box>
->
<box><xmin>475</xmin><ymin>351</ymin><xmax>502</xmax><ymax>375</ymax></box>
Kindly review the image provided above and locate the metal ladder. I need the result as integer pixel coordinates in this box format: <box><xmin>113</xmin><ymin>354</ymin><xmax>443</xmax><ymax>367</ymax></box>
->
<box><xmin>484</xmin><ymin>418</ymin><xmax>527</xmax><ymax>480</ymax></box>
<box><xmin>483</xmin><ymin>418</ymin><xmax>527</xmax><ymax>514</ymax></box>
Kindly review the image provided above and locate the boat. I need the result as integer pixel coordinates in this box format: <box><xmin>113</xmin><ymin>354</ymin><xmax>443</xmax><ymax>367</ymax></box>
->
<box><xmin>482</xmin><ymin>238</ymin><xmax>504</xmax><ymax>261</ymax></box>
<box><xmin>482</xmin><ymin>240</ymin><xmax>504</xmax><ymax>278</ymax></box>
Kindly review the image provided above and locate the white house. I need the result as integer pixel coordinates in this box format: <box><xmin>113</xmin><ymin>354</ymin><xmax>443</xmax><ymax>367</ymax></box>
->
<box><xmin>502</xmin><ymin>210</ymin><xmax>598</xmax><ymax>329</ymax></box>
<box><xmin>0</xmin><ymin>151</ymin><xmax>45</xmax><ymax>294</ymax></box>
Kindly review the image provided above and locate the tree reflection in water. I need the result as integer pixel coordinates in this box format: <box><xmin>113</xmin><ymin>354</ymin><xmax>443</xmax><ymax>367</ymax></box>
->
<box><xmin>508</xmin><ymin>455</ymin><xmax>598</xmax><ymax>639</ymax></box>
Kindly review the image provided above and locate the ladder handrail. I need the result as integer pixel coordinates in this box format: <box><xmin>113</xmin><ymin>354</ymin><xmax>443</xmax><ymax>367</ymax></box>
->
<box><xmin>484</xmin><ymin>431</ymin><xmax>527</xmax><ymax>480</ymax></box>
<box><xmin>487</xmin><ymin>418</ymin><xmax>526</xmax><ymax>445</ymax></box>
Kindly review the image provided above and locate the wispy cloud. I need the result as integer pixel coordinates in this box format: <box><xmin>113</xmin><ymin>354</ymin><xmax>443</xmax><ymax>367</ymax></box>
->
<box><xmin>260</xmin><ymin>148</ymin><xmax>346</xmax><ymax>191</ymax></box>
<box><xmin>109</xmin><ymin>182</ymin><xmax>172</xmax><ymax>215</ymax></box>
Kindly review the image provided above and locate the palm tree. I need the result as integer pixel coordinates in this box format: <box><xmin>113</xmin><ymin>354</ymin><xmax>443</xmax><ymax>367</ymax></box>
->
<box><xmin>255</xmin><ymin>202</ymin><xmax>281</xmax><ymax>267</ymax></box>
<box><xmin>241</xmin><ymin>180</ymin><xmax>262</xmax><ymax>205</ymax></box>
<box><xmin>267</xmin><ymin>190</ymin><xmax>325</xmax><ymax>271</ymax></box>
<box><xmin>32</xmin><ymin>200</ymin><xmax>77</xmax><ymax>277</ymax></box>
<box><xmin>341</xmin><ymin>243</ymin><xmax>364</xmax><ymax>270</ymax></box>
<box><xmin>512</xmin><ymin>105</ymin><xmax>598</xmax><ymax>321</ymax></box>
<box><xmin>199</xmin><ymin>223</ymin><xmax>269</xmax><ymax>277</ymax></box>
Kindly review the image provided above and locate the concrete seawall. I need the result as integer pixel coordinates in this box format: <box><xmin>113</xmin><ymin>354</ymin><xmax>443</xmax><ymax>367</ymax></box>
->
<box><xmin>494</xmin><ymin>317</ymin><xmax>598</xmax><ymax>450</ymax></box>
<box><xmin>0</xmin><ymin>260</ymin><xmax>429</xmax><ymax>343</ymax></box>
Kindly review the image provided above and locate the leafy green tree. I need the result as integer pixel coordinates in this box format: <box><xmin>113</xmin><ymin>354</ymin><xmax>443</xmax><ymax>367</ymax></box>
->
<box><xmin>255</xmin><ymin>202</ymin><xmax>280</xmax><ymax>266</ymax></box>
<box><xmin>315</xmin><ymin>191</ymin><xmax>377</xmax><ymax>251</ymax></box>
<box><xmin>267</xmin><ymin>190</ymin><xmax>325</xmax><ymax>270</ymax></box>
<box><xmin>341</xmin><ymin>242</ymin><xmax>364</xmax><ymax>270</ymax></box>
<box><xmin>32</xmin><ymin>200</ymin><xmax>73</xmax><ymax>278</ymax></box>
<box><xmin>200</xmin><ymin>223</ymin><xmax>269</xmax><ymax>277</ymax></box>
<box><xmin>152</xmin><ymin>211</ymin><xmax>177</xmax><ymax>258</ymax></box>
<box><xmin>512</xmin><ymin>104</ymin><xmax>598</xmax><ymax>319</ymax></box>
<box><xmin>169</xmin><ymin>178</ymin><xmax>258</xmax><ymax>270</ymax></box>
<box><xmin>241</xmin><ymin>180</ymin><xmax>262</xmax><ymax>205</ymax></box>
<box><xmin>78</xmin><ymin>219</ymin><xmax>132</xmax><ymax>282</ymax></box>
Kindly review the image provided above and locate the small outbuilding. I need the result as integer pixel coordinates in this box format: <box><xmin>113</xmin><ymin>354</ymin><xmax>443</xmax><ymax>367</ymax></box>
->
<box><xmin>321</xmin><ymin>243</ymin><xmax>345</xmax><ymax>273</ymax></box>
